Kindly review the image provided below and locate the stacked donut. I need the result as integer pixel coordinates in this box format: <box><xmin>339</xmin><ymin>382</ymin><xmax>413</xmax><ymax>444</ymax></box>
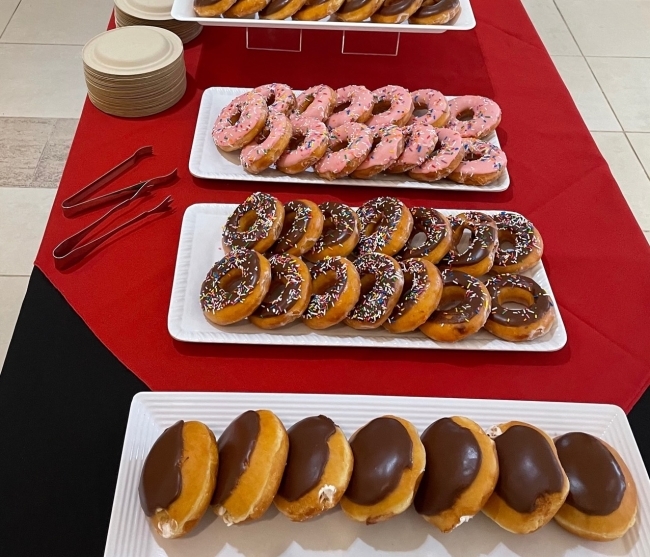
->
<box><xmin>199</xmin><ymin>192</ymin><xmax>555</xmax><ymax>343</ymax></box>
<box><xmin>212</xmin><ymin>83</ymin><xmax>507</xmax><ymax>186</ymax></box>
<box><xmin>195</xmin><ymin>0</ymin><xmax>461</xmax><ymax>25</ymax></box>
<box><xmin>140</xmin><ymin>412</ymin><xmax>638</xmax><ymax>542</ymax></box>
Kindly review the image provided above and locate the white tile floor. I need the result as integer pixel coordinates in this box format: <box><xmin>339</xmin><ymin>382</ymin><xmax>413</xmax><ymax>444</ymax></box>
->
<box><xmin>0</xmin><ymin>0</ymin><xmax>650</xmax><ymax>369</ymax></box>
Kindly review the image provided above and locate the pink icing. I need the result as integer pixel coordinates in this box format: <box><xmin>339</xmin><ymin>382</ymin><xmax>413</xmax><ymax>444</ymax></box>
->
<box><xmin>293</xmin><ymin>85</ymin><xmax>335</xmax><ymax>122</ymax></box>
<box><xmin>315</xmin><ymin>122</ymin><xmax>373</xmax><ymax>178</ymax></box>
<box><xmin>409</xmin><ymin>128</ymin><xmax>463</xmax><ymax>177</ymax></box>
<box><xmin>452</xmin><ymin>138</ymin><xmax>507</xmax><ymax>178</ymax></box>
<box><xmin>354</xmin><ymin>125</ymin><xmax>404</xmax><ymax>175</ymax></box>
<box><xmin>240</xmin><ymin>112</ymin><xmax>291</xmax><ymax>172</ymax></box>
<box><xmin>326</xmin><ymin>85</ymin><xmax>375</xmax><ymax>129</ymax></box>
<box><xmin>213</xmin><ymin>92</ymin><xmax>269</xmax><ymax>150</ymax></box>
<box><xmin>276</xmin><ymin>117</ymin><xmax>329</xmax><ymax>172</ymax></box>
<box><xmin>446</xmin><ymin>95</ymin><xmax>501</xmax><ymax>138</ymax></box>
<box><xmin>409</xmin><ymin>89</ymin><xmax>450</xmax><ymax>127</ymax></box>
<box><xmin>387</xmin><ymin>123</ymin><xmax>438</xmax><ymax>172</ymax></box>
<box><xmin>366</xmin><ymin>85</ymin><xmax>414</xmax><ymax>128</ymax></box>
<box><xmin>252</xmin><ymin>83</ymin><xmax>296</xmax><ymax>116</ymax></box>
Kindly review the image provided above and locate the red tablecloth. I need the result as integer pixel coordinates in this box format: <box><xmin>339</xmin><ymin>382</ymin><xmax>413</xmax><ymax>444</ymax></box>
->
<box><xmin>34</xmin><ymin>0</ymin><xmax>650</xmax><ymax>411</ymax></box>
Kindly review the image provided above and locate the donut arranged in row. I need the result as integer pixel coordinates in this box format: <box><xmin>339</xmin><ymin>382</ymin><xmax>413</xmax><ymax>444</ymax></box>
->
<box><xmin>212</xmin><ymin>84</ymin><xmax>506</xmax><ymax>184</ymax></box>
<box><xmin>194</xmin><ymin>0</ymin><xmax>461</xmax><ymax>25</ymax></box>
<box><xmin>200</xmin><ymin>193</ymin><xmax>554</xmax><ymax>342</ymax></box>
<box><xmin>140</xmin><ymin>413</ymin><xmax>638</xmax><ymax>542</ymax></box>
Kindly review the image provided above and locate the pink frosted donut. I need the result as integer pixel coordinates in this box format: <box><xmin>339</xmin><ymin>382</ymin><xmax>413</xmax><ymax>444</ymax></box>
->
<box><xmin>315</xmin><ymin>122</ymin><xmax>373</xmax><ymax>181</ymax></box>
<box><xmin>387</xmin><ymin>123</ymin><xmax>438</xmax><ymax>174</ymax></box>
<box><xmin>446</xmin><ymin>95</ymin><xmax>502</xmax><ymax>138</ymax></box>
<box><xmin>448</xmin><ymin>138</ymin><xmax>507</xmax><ymax>186</ymax></box>
<box><xmin>293</xmin><ymin>85</ymin><xmax>336</xmax><ymax>122</ymax></box>
<box><xmin>408</xmin><ymin>127</ymin><xmax>464</xmax><ymax>182</ymax></box>
<box><xmin>352</xmin><ymin>125</ymin><xmax>405</xmax><ymax>179</ymax></box>
<box><xmin>213</xmin><ymin>92</ymin><xmax>269</xmax><ymax>152</ymax></box>
<box><xmin>410</xmin><ymin>89</ymin><xmax>450</xmax><ymax>127</ymax></box>
<box><xmin>252</xmin><ymin>83</ymin><xmax>296</xmax><ymax>116</ymax></box>
<box><xmin>366</xmin><ymin>85</ymin><xmax>414</xmax><ymax>128</ymax></box>
<box><xmin>326</xmin><ymin>85</ymin><xmax>375</xmax><ymax>129</ymax></box>
<box><xmin>276</xmin><ymin>116</ymin><xmax>329</xmax><ymax>175</ymax></box>
<box><xmin>240</xmin><ymin>112</ymin><xmax>292</xmax><ymax>175</ymax></box>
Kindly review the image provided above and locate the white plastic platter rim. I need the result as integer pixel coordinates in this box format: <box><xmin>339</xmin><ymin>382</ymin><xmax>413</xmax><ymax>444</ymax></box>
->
<box><xmin>171</xmin><ymin>0</ymin><xmax>475</xmax><ymax>33</ymax></box>
<box><xmin>190</xmin><ymin>87</ymin><xmax>509</xmax><ymax>192</ymax></box>
<box><xmin>167</xmin><ymin>203</ymin><xmax>567</xmax><ymax>351</ymax></box>
<box><xmin>104</xmin><ymin>391</ymin><xmax>650</xmax><ymax>557</ymax></box>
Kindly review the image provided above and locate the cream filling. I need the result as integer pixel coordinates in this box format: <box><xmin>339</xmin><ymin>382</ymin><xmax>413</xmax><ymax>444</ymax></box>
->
<box><xmin>318</xmin><ymin>484</ymin><xmax>337</xmax><ymax>505</ymax></box>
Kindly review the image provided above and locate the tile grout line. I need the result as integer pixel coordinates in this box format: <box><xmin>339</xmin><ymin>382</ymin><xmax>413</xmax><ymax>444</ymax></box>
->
<box><xmin>624</xmin><ymin>133</ymin><xmax>650</xmax><ymax>183</ymax></box>
<box><xmin>0</xmin><ymin>0</ymin><xmax>22</xmax><ymax>40</ymax></box>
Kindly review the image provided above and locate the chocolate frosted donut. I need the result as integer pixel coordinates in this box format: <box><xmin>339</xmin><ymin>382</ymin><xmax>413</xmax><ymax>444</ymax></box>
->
<box><xmin>272</xmin><ymin>199</ymin><xmax>324</xmax><ymax>257</ymax></box>
<box><xmin>304</xmin><ymin>202</ymin><xmax>360</xmax><ymax>262</ymax></box>
<box><xmin>249</xmin><ymin>254</ymin><xmax>311</xmax><ymax>330</ymax></box>
<box><xmin>441</xmin><ymin>211</ymin><xmax>498</xmax><ymax>276</ymax></box>
<box><xmin>415</xmin><ymin>416</ymin><xmax>498</xmax><ymax>532</ymax></box>
<box><xmin>345</xmin><ymin>253</ymin><xmax>404</xmax><ymax>330</ymax></box>
<box><xmin>356</xmin><ymin>196</ymin><xmax>413</xmax><ymax>256</ymax></box>
<box><xmin>200</xmin><ymin>249</ymin><xmax>271</xmax><ymax>326</ymax></box>
<box><xmin>222</xmin><ymin>192</ymin><xmax>285</xmax><ymax>254</ymax></box>
<box><xmin>484</xmin><ymin>274</ymin><xmax>555</xmax><ymax>341</ymax></box>
<box><xmin>491</xmin><ymin>212</ymin><xmax>544</xmax><ymax>273</ymax></box>
<box><xmin>398</xmin><ymin>207</ymin><xmax>452</xmax><ymax>264</ymax></box>
<box><xmin>371</xmin><ymin>0</ymin><xmax>425</xmax><ymax>25</ymax></box>
<box><xmin>420</xmin><ymin>270</ymin><xmax>491</xmax><ymax>342</ymax></box>
<box><xmin>410</xmin><ymin>0</ymin><xmax>461</xmax><ymax>24</ymax></box>
<box><xmin>341</xmin><ymin>416</ymin><xmax>425</xmax><ymax>523</ymax></box>
<box><xmin>275</xmin><ymin>415</ymin><xmax>353</xmax><ymax>521</ymax></box>
<box><xmin>553</xmin><ymin>432</ymin><xmax>638</xmax><ymax>540</ymax></box>
<box><xmin>483</xmin><ymin>422</ymin><xmax>569</xmax><ymax>534</ymax></box>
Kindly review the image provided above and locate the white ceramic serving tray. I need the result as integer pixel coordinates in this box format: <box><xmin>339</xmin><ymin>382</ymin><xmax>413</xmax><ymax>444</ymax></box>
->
<box><xmin>171</xmin><ymin>0</ymin><xmax>475</xmax><ymax>33</ymax></box>
<box><xmin>190</xmin><ymin>87</ymin><xmax>509</xmax><ymax>192</ymax></box>
<box><xmin>167</xmin><ymin>203</ymin><xmax>567</xmax><ymax>351</ymax></box>
<box><xmin>104</xmin><ymin>392</ymin><xmax>650</xmax><ymax>557</ymax></box>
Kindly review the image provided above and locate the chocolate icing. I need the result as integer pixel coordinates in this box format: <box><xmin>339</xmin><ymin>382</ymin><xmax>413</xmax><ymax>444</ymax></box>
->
<box><xmin>443</xmin><ymin>212</ymin><xmax>497</xmax><ymax>267</ymax></box>
<box><xmin>486</xmin><ymin>274</ymin><xmax>553</xmax><ymax>327</ymax></box>
<box><xmin>273</xmin><ymin>200</ymin><xmax>312</xmax><ymax>254</ymax></box>
<box><xmin>415</xmin><ymin>418</ymin><xmax>482</xmax><ymax>515</ymax></box>
<box><xmin>494</xmin><ymin>425</ymin><xmax>565</xmax><ymax>514</ymax></box>
<box><xmin>555</xmin><ymin>432</ymin><xmax>626</xmax><ymax>516</ymax></box>
<box><xmin>278</xmin><ymin>416</ymin><xmax>337</xmax><ymax>502</ymax></box>
<box><xmin>310</xmin><ymin>202</ymin><xmax>358</xmax><ymax>255</ymax></box>
<box><xmin>223</xmin><ymin>192</ymin><xmax>278</xmax><ymax>251</ymax></box>
<box><xmin>139</xmin><ymin>421</ymin><xmax>185</xmax><ymax>517</ymax></box>
<box><xmin>340</xmin><ymin>0</ymin><xmax>374</xmax><ymax>13</ymax></box>
<box><xmin>493</xmin><ymin>212</ymin><xmax>540</xmax><ymax>267</ymax></box>
<box><xmin>346</xmin><ymin>417</ymin><xmax>413</xmax><ymax>506</ymax></box>
<box><xmin>262</xmin><ymin>0</ymin><xmax>293</xmax><ymax>14</ymax></box>
<box><xmin>211</xmin><ymin>411</ymin><xmax>261</xmax><ymax>506</ymax></box>
<box><xmin>389</xmin><ymin>259</ymin><xmax>430</xmax><ymax>321</ymax></box>
<box><xmin>399</xmin><ymin>207</ymin><xmax>450</xmax><ymax>260</ymax></box>
<box><xmin>253</xmin><ymin>254</ymin><xmax>303</xmax><ymax>318</ymax></box>
<box><xmin>357</xmin><ymin>197</ymin><xmax>405</xmax><ymax>255</ymax></box>
<box><xmin>380</xmin><ymin>0</ymin><xmax>419</xmax><ymax>15</ymax></box>
<box><xmin>304</xmin><ymin>257</ymin><xmax>349</xmax><ymax>319</ymax></box>
<box><xmin>414</xmin><ymin>0</ymin><xmax>459</xmax><ymax>17</ymax></box>
<box><xmin>426</xmin><ymin>270</ymin><xmax>486</xmax><ymax>325</ymax></box>
<box><xmin>200</xmin><ymin>250</ymin><xmax>261</xmax><ymax>313</ymax></box>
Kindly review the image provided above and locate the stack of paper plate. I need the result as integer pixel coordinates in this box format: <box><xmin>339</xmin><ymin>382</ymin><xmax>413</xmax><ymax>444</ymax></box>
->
<box><xmin>114</xmin><ymin>0</ymin><xmax>201</xmax><ymax>44</ymax></box>
<box><xmin>83</xmin><ymin>26</ymin><xmax>187</xmax><ymax>118</ymax></box>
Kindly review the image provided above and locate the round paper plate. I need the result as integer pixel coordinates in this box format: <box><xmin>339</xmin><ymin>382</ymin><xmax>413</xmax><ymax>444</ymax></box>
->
<box><xmin>113</xmin><ymin>0</ymin><xmax>174</xmax><ymax>21</ymax></box>
<box><xmin>82</xmin><ymin>26</ymin><xmax>182</xmax><ymax>76</ymax></box>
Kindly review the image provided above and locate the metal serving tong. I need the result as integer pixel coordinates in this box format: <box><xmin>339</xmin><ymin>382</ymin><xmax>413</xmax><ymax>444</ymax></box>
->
<box><xmin>53</xmin><ymin>147</ymin><xmax>178</xmax><ymax>270</ymax></box>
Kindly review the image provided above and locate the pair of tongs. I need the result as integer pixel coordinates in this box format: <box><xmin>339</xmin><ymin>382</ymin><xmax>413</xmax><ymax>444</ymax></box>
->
<box><xmin>53</xmin><ymin>147</ymin><xmax>177</xmax><ymax>270</ymax></box>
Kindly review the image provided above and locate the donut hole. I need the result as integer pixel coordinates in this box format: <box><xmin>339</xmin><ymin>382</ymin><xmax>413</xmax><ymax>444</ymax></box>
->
<box><xmin>401</xmin><ymin>273</ymin><xmax>414</xmax><ymax>295</ymax></box>
<box><xmin>237</xmin><ymin>210</ymin><xmax>259</xmax><ymax>232</ymax></box>
<box><xmin>455</xmin><ymin>227</ymin><xmax>474</xmax><ymax>254</ymax></box>
<box><xmin>359</xmin><ymin>273</ymin><xmax>378</xmax><ymax>298</ymax></box>
<box><xmin>333</xmin><ymin>100</ymin><xmax>352</xmax><ymax>114</ymax></box>
<box><xmin>228</xmin><ymin>111</ymin><xmax>242</xmax><ymax>126</ymax></box>
<box><xmin>497</xmin><ymin>230</ymin><xmax>516</xmax><ymax>253</ymax></box>
<box><xmin>497</xmin><ymin>287</ymin><xmax>534</xmax><ymax>310</ymax></box>
<box><xmin>372</xmin><ymin>100</ymin><xmax>391</xmax><ymax>116</ymax></box>
<box><xmin>263</xmin><ymin>279</ymin><xmax>286</xmax><ymax>305</ymax></box>
<box><xmin>408</xmin><ymin>230</ymin><xmax>428</xmax><ymax>249</ymax></box>
<box><xmin>412</xmin><ymin>102</ymin><xmax>429</xmax><ymax>118</ymax></box>
<box><xmin>363</xmin><ymin>214</ymin><xmax>386</xmax><ymax>236</ymax></box>
<box><xmin>297</xmin><ymin>94</ymin><xmax>315</xmax><ymax>114</ymax></box>
<box><xmin>279</xmin><ymin>211</ymin><xmax>297</xmax><ymax>237</ymax></box>
<box><xmin>437</xmin><ymin>286</ymin><xmax>467</xmax><ymax>311</ymax></box>
<box><xmin>330</xmin><ymin>139</ymin><xmax>348</xmax><ymax>153</ymax></box>
<box><xmin>464</xmin><ymin>150</ymin><xmax>483</xmax><ymax>162</ymax></box>
<box><xmin>457</xmin><ymin>108</ymin><xmax>475</xmax><ymax>122</ymax></box>
<box><xmin>266</xmin><ymin>92</ymin><xmax>276</xmax><ymax>107</ymax></box>
<box><xmin>313</xmin><ymin>270</ymin><xmax>340</xmax><ymax>296</ymax></box>
<box><xmin>219</xmin><ymin>269</ymin><xmax>244</xmax><ymax>294</ymax></box>
<box><xmin>287</xmin><ymin>132</ymin><xmax>305</xmax><ymax>152</ymax></box>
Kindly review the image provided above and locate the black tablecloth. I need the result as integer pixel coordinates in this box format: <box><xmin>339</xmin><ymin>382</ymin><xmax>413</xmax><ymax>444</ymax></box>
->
<box><xmin>1</xmin><ymin>268</ymin><xmax>648</xmax><ymax>557</ymax></box>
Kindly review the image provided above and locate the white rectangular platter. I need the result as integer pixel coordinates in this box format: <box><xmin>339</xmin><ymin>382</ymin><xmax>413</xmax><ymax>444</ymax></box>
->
<box><xmin>172</xmin><ymin>0</ymin><xmax>475</xmax><ymax>33</ymax></box>
<box><xmin>189</xmin><ymin>87</ymin><xmax>509</xmax><ymax>192</ymax></box>
<box><xmin>167</xmin><ymin>203</ymin><xmax>567</xmax><ymax>351</ymax></box>
<box><xmin>104</xmin><ymin>392</ymin><xmax>650</xmax><ymax>557</ymax></box>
